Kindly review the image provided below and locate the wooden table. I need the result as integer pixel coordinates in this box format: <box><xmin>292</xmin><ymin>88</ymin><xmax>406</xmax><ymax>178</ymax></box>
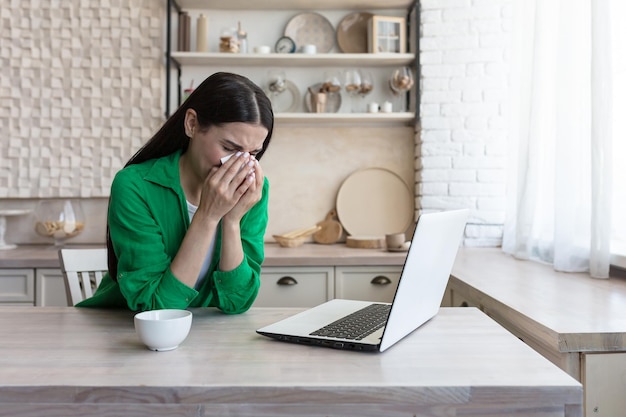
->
<box><xmin>448</xmin><ymin>247</ymin><xmax>626</xmax><ymax>417</ymax></box>
<box><xmin>0</xmin><ymin>306</ymin><xmax>581</xmax><ymax>417</ymax></box>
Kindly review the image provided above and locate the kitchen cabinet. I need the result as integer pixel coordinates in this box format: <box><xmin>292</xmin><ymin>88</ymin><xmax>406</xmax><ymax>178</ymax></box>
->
<box><xmin>0</xmin><ymin>244</ymin><xmax>410</xmax><ymax>309</ymax></box>
<box><xmin>0</xmin><ymin>268</ymin><xmax>68</xmax><ymax>307</ymax></box>
<box><xmin>255</xmin><ymin>265</ymin><xmax>402</xmax><ymax>307</ymax></box>
<box><xmin>255</xmin><ymin>266</ymin><xmax>334</xmax><ymax>307</ymax></box>
<box><xmin>35</xmin><ymin>268</ymin><xmax>68</xmax><ymax>307</ymax></box>
<box><xmin>0</xmin><ymin>269</ymin><xmax>35</xmax><ymax>305</ymax></box>
<box><xmin>165</xmin><ymin>0</ymin><xmax>418</xmax><ymax>124</ymax></box>
<box><xmin>335</xmin><ymin>265</ymin><xmax>401</xmax><ymax>302</ymax></box>
<box><xmin>583</xmin><ymin>353</ymin><xmax>626</xmax><ymax>416</ymax></box>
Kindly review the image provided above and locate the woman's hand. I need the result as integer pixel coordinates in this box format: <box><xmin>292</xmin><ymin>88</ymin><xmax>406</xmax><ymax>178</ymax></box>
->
<box><xmin>223</xmin><ymin>157</ymin><xmax>263</xmax><ymax>225</ymax></box>
<box><xmin>195</xmin><ymin>152</ymin><xmax>257</xmax><ymax>223</ymax></box>
<box><xmin>218</xmin><ymin>154</ymin><xmax>263</xmax><ymax>273</ymax></box>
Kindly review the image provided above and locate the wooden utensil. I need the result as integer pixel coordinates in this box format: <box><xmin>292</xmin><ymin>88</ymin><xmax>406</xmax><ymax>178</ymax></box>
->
<box><xmin>273</xmin><ymin>225</ymin><xmax>321</xmax><ymax>248</ymax></box>
<box><xmin>313</xmin><ymin>210</ymin><xmax>343</xmax><ymax>244</ymax></box>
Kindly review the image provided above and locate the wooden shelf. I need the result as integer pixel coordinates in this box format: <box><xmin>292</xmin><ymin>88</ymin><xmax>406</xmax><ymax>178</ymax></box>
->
<box><xmin>275</xmin><ymin>112</ymin><xmax>415</xmax><ymax>125</ymax></box>
<box><xmin>165</xmin><ymin>0</ymin><xmax>419</xmax><ymax>123</ymax></box>
<box><xmin>170</xmin><ymin>52</ymin><xmax>416</xmax><ymax>68</ymax></box>
<box><xmin>176</xmin><ymin>0</ymin><xmax>416</xmax><ymax>10</ymax></box>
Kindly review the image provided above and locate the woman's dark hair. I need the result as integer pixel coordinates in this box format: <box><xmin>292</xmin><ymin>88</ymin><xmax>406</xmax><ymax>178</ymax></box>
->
<box><xmin>107</xmin><ymin>72</ymin><xmax>274</xmax><ymax>280</ymax></box>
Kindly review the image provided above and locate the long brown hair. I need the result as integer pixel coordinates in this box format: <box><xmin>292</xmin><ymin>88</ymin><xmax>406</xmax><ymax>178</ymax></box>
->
<box><xmin>107</xmin><ymin>72</ymin><xmax>274</xmax><ymax>280</ymax></box>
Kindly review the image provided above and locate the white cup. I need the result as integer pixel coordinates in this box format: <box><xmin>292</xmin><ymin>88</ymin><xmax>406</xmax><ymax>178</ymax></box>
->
<box><xmin>254</xmin><ymin>45</ymin><xmax>271</xmax><ymax>54</ymax></box>
<box><xmin>382</xmin><ymin>101</ymin><xmax>393</xmax><ymax>113</ymax></box>
<box><xmin>368</xmin><ymin>102</ymin><xmax>379</xmax><ymax>113</ymax></box>
<box><xmin>301</xmin><ymin>44</ymin><xmax>317</xmax><ymax>54</ymax></box>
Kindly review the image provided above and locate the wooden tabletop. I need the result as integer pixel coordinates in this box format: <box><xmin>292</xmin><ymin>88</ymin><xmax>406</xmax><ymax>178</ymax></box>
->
<box><xmin>0</xmin><ymin>306</ymin><xmax>581</xmax><ymax>417</ymax></box>
<box><xmin>451</xmin><ymin>248</ymin><xmax>626</xmax><ymax>353</ymax></box>
<box><xmin>0</xmin><ymin>243</ymin><xmax>407</xmax><ymax>269</ymax></box>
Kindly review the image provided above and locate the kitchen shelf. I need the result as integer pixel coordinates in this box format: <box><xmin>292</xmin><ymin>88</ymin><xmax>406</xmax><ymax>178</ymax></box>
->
<box><xmin>165</xmin><ymin>0</ymin><xmax>419</xmax><ymax>124</ymax></box>
<box><xmin>176</xmin><ymin>0</ymin><xmax>416</xmax><ymax>10</ymax></box>
<box><xmin>170</xmin><ymin>52</ymin><xmax>416</xmax><ymax>68</ymax></box>
<box><xmin>275</xmin><ymin>112</ymin><xmax>414</xmax><ymax>125</ymax></box>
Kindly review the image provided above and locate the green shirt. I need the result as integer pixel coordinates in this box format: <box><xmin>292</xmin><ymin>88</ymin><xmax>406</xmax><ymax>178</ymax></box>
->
<box><xmin>77</xmin><ymin>150</ymin><xmax>268</xmax><ymax>313</ymax></box>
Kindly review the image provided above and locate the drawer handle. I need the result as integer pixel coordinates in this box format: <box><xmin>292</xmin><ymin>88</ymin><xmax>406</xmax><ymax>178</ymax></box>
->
<box><xmin>371</xmin><ymin>275</ymin><xmax>392</xmax><ymax>286</ymax></box>
<box><xmin>276</xmin><ymin>276</ymin><xmax>298</xmax><ymax>286</ymax></box>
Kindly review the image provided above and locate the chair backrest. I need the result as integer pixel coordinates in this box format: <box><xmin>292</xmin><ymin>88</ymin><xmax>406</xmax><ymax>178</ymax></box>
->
<box><xmin>58</xmin><ymin>248</ymin><xmax>108</xmax><ymax>306</ymax></box>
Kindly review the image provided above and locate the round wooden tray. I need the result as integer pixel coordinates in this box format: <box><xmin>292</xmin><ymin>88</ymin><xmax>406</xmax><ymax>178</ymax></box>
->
<box><xmin>336</xmin><ymin>167</ymin><xmax>413</xmax><ymax>237</ymax></box>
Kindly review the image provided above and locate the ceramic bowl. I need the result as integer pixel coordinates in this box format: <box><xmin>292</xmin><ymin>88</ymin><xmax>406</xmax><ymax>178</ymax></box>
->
<box><xmin>134</xmin><ymin>309</ymin><xmax>192</xmax><ymax>351</ymax></box>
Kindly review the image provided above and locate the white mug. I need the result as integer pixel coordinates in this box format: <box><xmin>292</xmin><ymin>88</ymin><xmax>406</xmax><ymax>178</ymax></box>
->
<box><xmin>254</xmin><ymin>45</ymin><xmax>271</xmax><ymax>54</ymax></box>
<box><xmin>301</xmin><ymin>44</ymin><xmax>317</xmax><ymax>54</ymax></box>
<box><xmin>382</xmin><ymin>101</ymin><xmax>393</xmax><ymax>113</ymax></box>
<box><xmin>368</xmin><ymin>102</ymin><xmax>379</xmax><ymax>113</ymax></box>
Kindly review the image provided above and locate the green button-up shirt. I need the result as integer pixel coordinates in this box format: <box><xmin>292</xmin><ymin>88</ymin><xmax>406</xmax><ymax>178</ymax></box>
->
<box><xmin>77</xmin><ymin>150</ymin><xmax>268</xmax><ymax>313</ymax></box>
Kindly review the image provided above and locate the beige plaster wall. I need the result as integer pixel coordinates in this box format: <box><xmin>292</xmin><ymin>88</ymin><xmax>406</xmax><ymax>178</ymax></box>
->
<box><xmin>263</xmin><ymin>125</ymin><xmax>416</xmax><ymax>235</ymax></box>
<box><xmin>2</xmin><ymin>124</ymin><xmax>416</xmax><ymax>245</ymax></box>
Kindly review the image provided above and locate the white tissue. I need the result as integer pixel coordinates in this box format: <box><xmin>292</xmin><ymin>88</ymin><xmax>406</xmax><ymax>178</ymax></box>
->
<box><xmin>220</xmin><ymin>154</ymin><xmax>235</xmax><ymax>165</ymax></box>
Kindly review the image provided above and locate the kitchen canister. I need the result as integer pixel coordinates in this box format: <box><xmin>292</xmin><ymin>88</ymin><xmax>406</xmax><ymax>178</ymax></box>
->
<box><xmin>237</xmin><ymin>22</ymin><xmax>248</xmax><ymax>54</ymax></box>
<box><xmin>220</xmin><ymin>27</ymin><xmax>239</xmax><ymax>53</ymax></box>
<box><xmin>196</xmin><ymin>14</ymin><xmax>208</xmax><ymax>52</ymax></box>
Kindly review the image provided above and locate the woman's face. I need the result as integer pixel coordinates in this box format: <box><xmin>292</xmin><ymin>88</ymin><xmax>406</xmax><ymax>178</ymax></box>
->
<box><xmin>184</xmin><ymin>110</ymin><xmax>268</xmax><ymax>178</ymax></box>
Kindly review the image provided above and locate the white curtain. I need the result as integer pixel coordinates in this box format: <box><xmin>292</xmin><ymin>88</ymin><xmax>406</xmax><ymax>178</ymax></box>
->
<box><xmin>503</xmin><ymin>0</ymin><xmax>613</xmax><ymax>278</ymax></box>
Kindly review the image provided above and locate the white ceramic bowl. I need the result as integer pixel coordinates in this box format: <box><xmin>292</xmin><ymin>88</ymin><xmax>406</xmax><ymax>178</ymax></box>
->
<box><xmin>134</xmin><ymin>309</ymin><xmax>193</xmax><ymax>351</ymax></box>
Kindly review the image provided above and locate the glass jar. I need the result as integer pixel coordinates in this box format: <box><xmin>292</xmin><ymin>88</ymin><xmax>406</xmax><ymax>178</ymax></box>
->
<box><xmin>34</xmin><ymin>199</ymin><xmax>85</xmax><ymax>247</ymax></box>
<box><xmin>237</xmin><ymin>22</ymin><xmax>247</xmax><ymax>54</ymax></box>
<box><xmin>219</xmin><ymin>28</ymin><xmax>239</xmax><ymax>53</ymax></box>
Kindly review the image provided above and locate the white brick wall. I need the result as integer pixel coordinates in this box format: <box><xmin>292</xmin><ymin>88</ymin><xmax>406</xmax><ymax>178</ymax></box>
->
<box><xmin>419</xmin><ymin>0</ymin><xmax>512</xmax><ymax>246</ymax></box>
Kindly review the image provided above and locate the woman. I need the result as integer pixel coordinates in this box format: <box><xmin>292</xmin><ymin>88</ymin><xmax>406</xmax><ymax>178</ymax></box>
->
<box><xmin>77</xmin><ymin>72</ymin><xmax>273</xmax><ymax>313</ymax></box>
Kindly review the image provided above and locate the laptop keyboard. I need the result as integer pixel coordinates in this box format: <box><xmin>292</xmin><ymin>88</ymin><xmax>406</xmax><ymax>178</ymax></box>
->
<box><xmin>309</xmin><ymin>303</ymin><xmax>391</xmax><ymax>340</ymax></box>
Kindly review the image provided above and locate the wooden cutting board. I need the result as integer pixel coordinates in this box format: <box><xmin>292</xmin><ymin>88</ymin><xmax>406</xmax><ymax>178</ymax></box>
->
<box><xmin>345</xmin><ymin>236</ymin><xmax>385</xmax><ymax>249</ymax></box>
<box><xmin>313</xmin><ymin>210</ymin><xmax>343</xmax><ymax>244</ymax></box>
<box><xmin>336</xmin><ymin>167</ymin><xmax>414</xmax><ymax>237</ymax></box>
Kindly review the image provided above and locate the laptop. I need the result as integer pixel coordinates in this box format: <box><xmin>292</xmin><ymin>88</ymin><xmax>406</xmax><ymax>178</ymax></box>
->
<box><xmin>257</xmin><ymin>208</ymin><xmax>469</xmax><ymax>352</ymax></box>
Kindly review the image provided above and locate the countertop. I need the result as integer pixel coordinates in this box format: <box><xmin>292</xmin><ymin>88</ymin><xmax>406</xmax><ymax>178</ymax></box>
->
<box><xmin>0</xmin><ymin>306</ymin><xmax>582</xmax><ymax>416</ymax></box>
<box><xmin>0</xmin><ymin>243</ymin><xmax>408</xmax><ymax>269</ymax></box>
<box><xmin>450</xmin><ymin>247</ymin><xmax>626</xmax><ymax>354</ymax></box>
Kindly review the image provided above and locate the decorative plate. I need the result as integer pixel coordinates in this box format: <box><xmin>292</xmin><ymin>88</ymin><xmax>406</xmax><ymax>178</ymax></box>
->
<box><xmin>336</xmin><ymin>167</ymin><xmax>414</xmax><ymax>237</ymax></box>
<box><xmin>265</xmin><ymin>79</ymin><xmax>300</xmax><ymax>113</ymax></box>
<box><xmin>336</xmin><ymin>12</ymin><xmax>373</xmax><ymax>53</ymax></box>
<box><xmin>284</xmin><ymin>12</ymin><xmax>335</xmax><ymax>53</ymax></box>
<box><xmin>304</xmin><ymin>83</ymin><xmax>342</xmax><ymax>113</ymax></box>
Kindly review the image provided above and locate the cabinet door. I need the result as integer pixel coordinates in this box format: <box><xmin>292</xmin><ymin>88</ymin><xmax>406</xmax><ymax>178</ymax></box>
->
<box><xmin>335</xmin><ymin>266</ymin><xmax>401</xmax><ymax>303</ymax></box>
<box><xmin>449</xmin><ymin>287</ymin><xmax>478</xmax><ymax>308</ymax></box>
<box><xmin>583</xmin><ymin>352</ymin><xmax>626</xmax><ymax>417</ymax></box>
<box><xmin>35</xmin><ymin>268</ymin><xmax>69</xmax><ymax>307</ymax></box>
<box><xmin>0</xmin><ymin>269</ymin><xmax>35</xmax><ymax>304</ymax></box>
<box><xmin>255</xmin><ymin>266</ymin><xmax>334</xmax><ymax>307</ymax></box>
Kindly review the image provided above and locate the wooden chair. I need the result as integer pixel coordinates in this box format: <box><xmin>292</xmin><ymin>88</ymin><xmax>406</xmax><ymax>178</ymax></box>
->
<box><xmin>58</xmin><ymin>248</ymin><xmax>108</xmax><ymax>306</ymax></box>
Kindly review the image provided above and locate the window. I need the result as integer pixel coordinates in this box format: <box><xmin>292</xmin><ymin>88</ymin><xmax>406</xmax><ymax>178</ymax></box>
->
<box><xmin>611</xmin><ymin>0</ymin><xmax>626</xmax><ymax>268</ymax></box>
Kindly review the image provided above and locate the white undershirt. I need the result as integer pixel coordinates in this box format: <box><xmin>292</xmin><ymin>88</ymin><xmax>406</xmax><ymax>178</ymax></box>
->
<box><xmin>186</xmin><ymin>200</ymin><xmax>216</xmax><ymax>290</ymax></box>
